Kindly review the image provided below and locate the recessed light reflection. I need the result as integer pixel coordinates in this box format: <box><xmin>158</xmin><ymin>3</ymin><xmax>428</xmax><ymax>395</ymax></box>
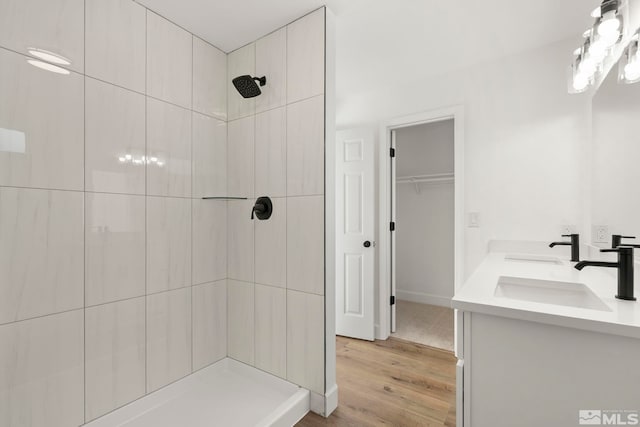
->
<box><xmin>118</xmin><ymin>154</ymin><xmax>164</xmax><ymax>167</ymax></box>
<box><xmin>27</xmin><ymin>59</ymin><xmax>70</xmax><ymax>75</ymax></box>
<box><xmin>27</xmin><ymin>48</ymin><xmax>71</xmax><ymax>65</ymax></box>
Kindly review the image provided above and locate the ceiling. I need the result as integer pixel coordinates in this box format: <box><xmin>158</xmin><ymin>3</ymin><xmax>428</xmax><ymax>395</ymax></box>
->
<box><xmin>138</xmin><ymin>0</ymin><xmax>600</xmax><ymax>114</ymax></box>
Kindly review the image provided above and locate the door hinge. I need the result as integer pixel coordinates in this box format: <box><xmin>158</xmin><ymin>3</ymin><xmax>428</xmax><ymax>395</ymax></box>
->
<box><xmin>390</xmin><ymin>296</ymin><xmax>396</xmax><ymax>305</ymax></box>
<box><xmin>390</xmin><ymin>147</ymin><xmax>395</xmax><ymax>158</ymax></box>
<box><xmin>390</xmin><ymin>221</ymin><xmax>395</xmax><ymax>232</ymax></box>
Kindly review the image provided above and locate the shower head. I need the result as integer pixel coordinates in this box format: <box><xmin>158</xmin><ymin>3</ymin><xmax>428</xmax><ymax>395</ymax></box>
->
<box><xmin>232</xmin><ymin>75</ymin><xmax>266</xmax><ymax>98</ymax></box>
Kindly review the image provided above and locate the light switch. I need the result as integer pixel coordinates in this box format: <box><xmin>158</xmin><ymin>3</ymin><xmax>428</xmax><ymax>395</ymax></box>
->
<box><xmin>468</xmin><ymin>212</ymin><xmax>480</xmax><ymax>228</ymax></box>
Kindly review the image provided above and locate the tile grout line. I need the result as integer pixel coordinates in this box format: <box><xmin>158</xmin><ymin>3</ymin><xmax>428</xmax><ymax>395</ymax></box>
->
<box><xmin>144</xmin><ymin>7</ymin><xmax>149</xmax><ymax>396</ymax></box>
<box><xmin>83</xmin><ymin>0</ymin><xmax>87</xmax><ymax>422</ymax></box>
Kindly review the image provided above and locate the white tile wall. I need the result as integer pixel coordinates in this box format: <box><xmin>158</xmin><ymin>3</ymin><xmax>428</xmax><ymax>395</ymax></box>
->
<box><xmin>192</xmin><ymin>112</ymin><xmax>227</xmax><ymax>198</ymax></box>
<box><xmin>147</xmin><ymin>196</ymin><xmax>192</xmax><ymax>294</ymax></box>
<box><xmin>85</xmin><ymin>0</ymin><xmax>146</xmax><ymax>92</ymax></box>
<box><xmin>287</xmin><ymin>290</ymin><xmax>324</xmax><ymax>394</ymax></box>
<box><xmin>286</xmin><ymin>95</ymin><xmax>325</xmax><ymax>196</ymax></box>
<box><xmin>0</xmin><ymin>48</ymin><xmax>84</xmax><ymax>191</ymax></box>
<box><xmin>227</xmin><ymin>280</ymin><xmax>255</xmax><ymax>365</ymax></box>
<box><xmin>287</xmin><ymin>9</ymin><xmax>325</xmax><ymax>103</ymax></box>
<box><xmin>85</xmin><ymin>192</ymin><xmax>146</xmax><ymax>306</ymax></box>
<box><xmin>85</xmin><ymin>297</ymin><xmax>146</xmax><ymax>421</ymax></box>
<box><xmin>146</xmin><ymin>11</ymin><xmax>192</xmax><ymax>109</ymax></box>
<box><xmin>0</xmin><ymin>187</ymin><xmax>83</xmax><ymax>325</ymax></box>
<box><xmin>192</xmin><ymin>199</ymin><xmax>227</xmax><ymax>285</ymax></box>
<box><xmin>193</xmin><ymin>280</ymin><xmax>227</xmax><ymax>370</ymax></box>
<box><xmin>193</xmin><ymin>37</ymin><xmax>227</xmax><ymax>120</ymax></box>
<box><xmin>0</xmin><ymin>0</ymin><xmax>84</xmax><ymax>73</ymax></box>
<box><xmin>147</xmin><ymin>97</ymin><xmax>192</xmax><ymax>198</ymax></box>
<box><xmin>227</xmin><ymin>200</ymin><xmax>255</xmax><ymax>283</ymax></box>
<box><xmin>255</xmin><ymin>197</ymin><xmax>286</xmax><ymax>288</ymax></box>
<box><xmin>0</xmin><ymin>2</ymin><xmax>327</xmax><ymax>421</ymax></box>
<box><xmin>255</xmin><ymin>284</ymin><xmax>286</xmax><ymax>377</ymax></box>
<box><xmin>227</xmin><ymin>43</ymin><xmax>256</xmax><ymax>120</ymax></box>
<box><xmin>227</xmin><ymin>116</ymin><xmax>255</xmax><ymax>198</ymax></box>
<box><xmin>256</xmin><ymin>28</ymin><xmax>287</xmax><ymax>113</ymax></box>
<box><xmin>146</xmin><ymin>287</ymin><xmax>192</xmax><ymax>392</ymax></box>
<box><xmin>255</xmin><ymin>107</ymin><xmax>287</xmax><ymax>197</ymax></box>
<box><xmin>287</xmin><ymin>196</ymin><xmax>325</xmax><ymax>295</ymax></box>
<box><xmin>0</xmin><ymin>310</ymin><xmax>84</xmax><ymax>427</ymax></box>
<box><xmin>85</xmin><ymin>77</ymin><xmax>146</xmax><ymax>195</ymax></box>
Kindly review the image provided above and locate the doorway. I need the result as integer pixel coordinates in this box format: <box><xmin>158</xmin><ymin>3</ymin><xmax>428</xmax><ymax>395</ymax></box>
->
<box><xmin>378</xmin><ymin>107</ymin><xmax>465</xmax><ymax>343</ymax></box>
<box><xmin>390</xmin><ymin>120</ymin><xmax>455</xmax><ymax>351</ymax></box>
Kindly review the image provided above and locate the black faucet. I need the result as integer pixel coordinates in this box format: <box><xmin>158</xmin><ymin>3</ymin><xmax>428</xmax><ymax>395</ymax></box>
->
<box><xmin>549</xmin><ymin>234</ymin><xmax>580</xmax><ymax>262</ymax></box>
<box><xmin>612</xmin><ymin>235</ymin><xmax>636</xmax><ymax>249</ymax></box>
<box><xmin>575</xmin><ymin>245</ymin><xmax>640</xmax><ymax>301</ymax></box>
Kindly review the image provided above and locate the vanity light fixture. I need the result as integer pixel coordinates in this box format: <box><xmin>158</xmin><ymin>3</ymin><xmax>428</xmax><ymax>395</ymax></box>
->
<box><xmin>569</xmin><ymin>0</ymin><xmax>625</xmax><ymax>94</ymax></box>
<box><xmin>26</xmin><ymin>59</ymin><xmax>70</xmax><ymax>75</ymax></box>
<box><xmin>619</xmin><ymin>32</ymin><xmax>640</xmax><ymax>83</ymax></box>
<box><xmin>27</xmin><ymin>48</ymin><xmax>71</xmax><ymax>66</ymax></box>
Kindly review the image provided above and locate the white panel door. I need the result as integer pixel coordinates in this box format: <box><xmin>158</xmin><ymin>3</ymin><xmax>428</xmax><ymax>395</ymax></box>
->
<box><xmin>336</xmin><ymin>128</ymin><xmax>375</xmax><ymax>341</ymax></box>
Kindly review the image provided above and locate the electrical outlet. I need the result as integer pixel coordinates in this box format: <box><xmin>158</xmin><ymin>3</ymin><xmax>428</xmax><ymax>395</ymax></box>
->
<box><xmin>560</xmin><ymin>225</ymin><xmax>576</xmax><ymax>235</ymax></box>
<box><xmin>593</xmin><ymin>225</ymin><xmax>609</xmax><ymax>244</ymax></box>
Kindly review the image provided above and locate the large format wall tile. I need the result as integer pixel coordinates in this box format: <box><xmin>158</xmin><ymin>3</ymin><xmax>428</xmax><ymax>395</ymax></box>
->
<box><xmin>0</xmin><ymin>48</ymin><xmax>84</xmax><ymax>191</ymax></box>
<box><xmin>286</xmin><ymin>290</ymin><xmax>324</xmax><ymax>394</ymax></box>
<box><xmin>193</xmin><ymin>112</ymin><xmax>227</xmax><ymax>198</ymax></box>
<box><xmin>255</xmin><ymin>284</ymin><xmax>286</xmax><ymax>378</ymax></box>
<box><xmin>85</xmin><ymin>0</ymin><xmax>146</xmax><ymax>92</ymax></box>
<box><xmin>255</xmin><ymin>28</ymin><xmax>286</xmax><ymax>113</ymax></box>
<box><xmin>86</xmin><ymin>192</ymin><xmax>146</xmax><ymax>306</ymax></box>
<box><xmin>85</xmin><ymin>77</ymin><xmax>146</xmax><ymax>195</ymax></box>
<box><xmin>147</xmin><ymin>197</ymin><xmax>191</xmax><ymax>294</ymax></box>
<box><xmin>287</xmin><ymin>9</ymin><xmax>325</xmax><ymax>103</ymax></box>
<box><xmin>287</xmin><ymin>196</ymin><xmax>324</xmax><ymax>295</ymax></box>
<box><xmin>193</xmin><ymin>37</ymin><xmax>227</xmax><ymax>120</ymax></box>
<box><xmin>147</xmin><ymin>11</ymin><xmax>192</xmax><ymax>109</ymax></box>
<box><xmin>227</xmin><ymin>280</ymin><xmax>254</xmax><ymax>365</ymax></box>
<box><xmin>0</xmin><ymin>310</ymin><xmax>84</xmax><ymax>427</ymax></box>
<box><xmin>255</xmin><ymin>107</ymin><xmax>286</xmax><ymax>197</ymax></box>
<box><xmin>146</xmin><ymin>288</ymin><xmax>192</xmax><ymax>392</ymax></box>
<box><xmin>0</xmin><ymin>0</ymin><xmax>84</xmax><ymax>73</ymax></box>
<box><xmin>192</xmin><ymin>199</ymin><xmax>227</xmax><ymax>285</ymax></box>
<box><xmin>227</xmin><ymin>200</ymin><xmax>254</xmax><ymax>283</ymax></box>
<box><xmin>227</xmin><ymin>43</ymin><xmax>255</xmax><ymax>120</ymax></box>
<box><xmin>255</xmin><ymin>198</ymin><xmax>286</xmax><ymax>288</ymax></box>
<box><xmin>193</xmin><ymin>281</ymin><xmax>227</xmax><ymax>371</ymax></box>
<box><xmin>227</xmin><ymin>116</ymin><xmax>255</xmax><ymax>198</ymax></box>
<box><xmin>85</xmin><ymin>297</ymin><xmax>145</xmax><ymax>422</ymax></box>
<box><xmin>0</xmin><ymin>188</ymin><xmax>83</xmax><ymax>325</ymax></box>
<box><xmin>287</xmin><ymin>96</ymin><xmax>325</xmax><ymax>196</ymax></box>
<box><xmin>147</xmin><ymin>97</ymin><xmax>192</xmax><ymax>198</ymax></box>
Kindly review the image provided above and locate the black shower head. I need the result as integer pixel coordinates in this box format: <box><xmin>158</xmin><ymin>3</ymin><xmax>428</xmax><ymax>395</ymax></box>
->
<box><xmin>232</xmin><ymin>75</ymin><xmax>266</xmax><ymax>98</ymax></box>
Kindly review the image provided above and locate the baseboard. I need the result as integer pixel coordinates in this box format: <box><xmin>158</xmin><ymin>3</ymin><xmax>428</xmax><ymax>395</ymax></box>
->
<box><xmin>396</xmin><ymin>290</ymin><xmax>452</xmax><ymax>307</ymax></box>
<box><xmin>310</xmin><ymin>384</ymin><xmax>339</xmax><ymax>417</ymax></box>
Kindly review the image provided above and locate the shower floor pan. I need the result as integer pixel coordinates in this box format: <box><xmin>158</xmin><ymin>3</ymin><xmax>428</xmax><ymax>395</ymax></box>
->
<box><xmin>85</xmin><ymin>358</ymin><xmax>310</xmax><ymax>427</ymax></box>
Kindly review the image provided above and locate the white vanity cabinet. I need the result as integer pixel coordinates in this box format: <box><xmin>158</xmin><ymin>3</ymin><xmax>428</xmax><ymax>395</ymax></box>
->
<box><xmin>456</xmin><ymin>310</ymin><xmax>640</xmax><ymax>427</ymax></box>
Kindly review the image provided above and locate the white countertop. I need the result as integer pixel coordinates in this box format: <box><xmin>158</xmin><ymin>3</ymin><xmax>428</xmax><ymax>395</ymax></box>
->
<box><xmin>452</xmin><ymin>241</ymin><xmax>640</xmax><ymax>339</ymax></box>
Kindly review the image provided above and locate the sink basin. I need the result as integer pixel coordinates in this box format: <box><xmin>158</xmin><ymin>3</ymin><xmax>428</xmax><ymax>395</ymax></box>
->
<box><xmin>495</xmin><ymin>276</ymin><xmax>611</xmax><ymax>311</ymax></box>
<box><xmin>504</xmin><ymin>254</ymin><xmax>563</xmax><ymax>265</ymax></box>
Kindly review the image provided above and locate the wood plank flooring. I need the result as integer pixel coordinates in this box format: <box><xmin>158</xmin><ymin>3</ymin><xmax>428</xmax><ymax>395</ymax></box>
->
<box><xmin>296</xmin><ymin>336</ymin><xmax>457</xmax><ymax>427</ymax></box>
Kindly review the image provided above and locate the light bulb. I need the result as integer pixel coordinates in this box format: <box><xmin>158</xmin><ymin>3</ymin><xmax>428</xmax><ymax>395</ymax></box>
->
<box><xmin>598</xmin><ymin>11</ymin><xmax>621</xmax><ymax>38</ymax></box>
<box><xmin>588</xmin><ymin>38</ymin><xmax>607</xmax><ymax>60</ymax></box>
<box><xmin>624</xmin><ymin>60</ymin><xmax>640</xmax><ymax>81</ymax></box>
<box><xmin>118</xmin><ymin>157</ymin><xmax>126</xmax><ymax>162</ymax></box>
<box><xmin>573</xmin><ymin>73</ymin><xmax>590</xmax><ymax>91</ymax></box>
<box><xmin>578</xmin><ymin>55</ymin><xmax>597</xmax><ymax>76</ymax></box>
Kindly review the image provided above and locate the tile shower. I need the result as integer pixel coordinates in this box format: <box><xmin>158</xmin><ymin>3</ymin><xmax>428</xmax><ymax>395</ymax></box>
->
<box><xmin>0</xmin><ymin>0</ymin><xmax>327</xmax><ymax>425</ymax></box>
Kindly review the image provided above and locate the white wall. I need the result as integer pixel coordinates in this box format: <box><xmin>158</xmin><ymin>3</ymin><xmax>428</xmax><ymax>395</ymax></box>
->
<box><xmin>339</xmin><ymin>37</ymin><xmax>591</xmax><ymax>283</ymax></box>
<box><xmin>395</xmin><ymin>121</ymin><xmax>454</xmax><ymax>305</ymax></box>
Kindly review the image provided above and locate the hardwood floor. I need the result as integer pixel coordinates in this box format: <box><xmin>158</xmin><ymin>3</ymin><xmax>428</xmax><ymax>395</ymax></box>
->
<box><xmin>296</xmin><ymin>336</ymin><xmax>457</xmax><ymax>427</ymax></box>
